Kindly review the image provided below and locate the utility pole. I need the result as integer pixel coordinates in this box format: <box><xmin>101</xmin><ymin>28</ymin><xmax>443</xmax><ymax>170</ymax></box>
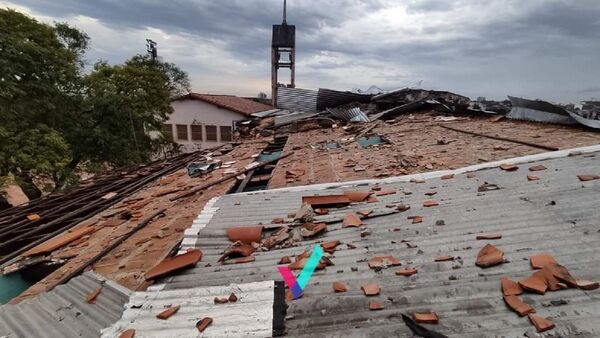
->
<box><xmin>271</xmin><ymin>0</ymin><xmax>295</xmax><ymax>107</ymax></box>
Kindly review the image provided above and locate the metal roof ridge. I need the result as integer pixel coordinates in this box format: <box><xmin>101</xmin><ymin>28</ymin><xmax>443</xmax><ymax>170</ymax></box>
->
<box><xmin>229</xmin><ymin>143</ymin><xmax>600</xmax><ymax>195</ymax></box>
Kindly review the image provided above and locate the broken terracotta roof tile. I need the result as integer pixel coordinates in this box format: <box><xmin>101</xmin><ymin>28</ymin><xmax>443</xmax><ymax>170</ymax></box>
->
<box><xmin>218</xmin><ymin>244</ymin><xmax>255</xmax><ymax>263</ymax></box>
<box><xmin>369</xmin><ymin>301</ymin><xmax>384</xmax><ymax>311</ymax></box>
<box><xmin>86</xmin><ymin>286</ymin><xmax>102</xmax><ymax>304</ymax></box>
<box><xmin>288</xmin><ymin>257</ymin><xmax>326</xmax><ymax>271</ymax></box>
<box><xmin>119</xmin><ymin>329</ymin><xmax>135</xmax><ymax>338</ymax></box>
<box><xmin>357</xmin><ymin>209</ymin><xmax>373</xmax><ymax>217</ymax></box>
<box><xmin>503</xmin><ymin>295</ymin><xmax>535</xmax><ymax>316</ymax></box>
<box><xmin>23</xmin><ymin>225</ymin><xmax>96</xmax><ymax>256</ymax></box>
<box><xmin>575</xmin><ymin>280</ymin><xmax>599</xmax><ymax>290</ymax></box>
<box><xmin>423</xmin><ymin>200</ymin><xmax>439</xmax><ymax>207</ymax></box>
<box><xmin>441</xmin><ymin>174</ymin><xmax>454</xmax><ymax>180</ymax></box>
<box><xmin>156</xmin><ymin>305</ymin><xmax>180</xmax><ymax>320</ymax></box>
<box><xmin>371</xmin><ymin>184</ymin><xmax>382</xmax><ymax>191</ymax></box>
<box><xmin>499</xmin><ymin>163</ymin><xmax>519</xmax><ymax>171</ymax></box>
<box><xmin>577</xmin><ymin>175</ymin><xmax>600</xmax><ymax>182</ymax></box>
<box><xmin>278</xmin><ymin>256</ymin><xmax>291</xmax><ymax>264</ymax></box>
<box><xmin>368</xmin><ymin>256</ymin><xmax>402</xmax><ymax>269</ymax></box>
<box><xmin>222</xmin><ymin>256</ymin><xmax>255</xmax><ymax>265</ymax></box>
<box><xmin>367</xmin><ymin>196</ymin><xmax>379</xmax><ymax>203</ymax></box>
<box><xmin>271</xmin><ymin>218</ymin><xmax>285</xmax><ymax>224</ymax></box>
<box><xmin>375</xmin><ymin>188</ymin><xmax>397</xmax><ymax>196</ymax></box>
<box><xmin>519</xmin><ymin>272</ymin><xmax>548</xmax><ymax>294</ymax></box>
<box><xmin>145</xmin><ymin>249</ymin><xmax>202</xmax><ymax>280</ymax></box>
<box><xmin>528</xmin><ymin>314</ymin><xmax>555</xmax><ymax>333</ymax></box>
<box><xmin>408</xmin><ymin>216</ymin><xmax>423</xmax><ymax>224</ymax></box>
<box><xmin>530</xmin><ymin>254</ymin><xmax>557</xmax><ymax>269</ymax></box>
<box><xmin>527</xmin><ymin>175</ymin><xmax>540</xmax><ymax>181</ymax></box>
<box><xmin>333</xmin><ymin>281</ymin><xmax>347</xmax><ymax>293</ymax></box>
<box><xmin>344</xmin><ymin>190</ymin><xmax>372</xmax><ymax>202</ymax></box>
<box><xmin>214</xmin><ymin>297</ymin><xmax>229</xmax><ymax>304</ymax></box>
<box><xmin>396</xmin><ymin>268</ymin><xmax>418</xmax><ymax>276</ymax></box>
<box><xmin>410</xmin><ymin>178</ymin><xmax>426</xmax><ymax>183</ymax></box>
<box><xmin>413</xmin><ymin>312</ymin><xmax>439</xmax><ymax>324</ymax></box>
<box><xmin>342</xmin><ymin>213</ymin><xmax>363</xmax><ymax>228</ymax></box>
<box><xmin>225</xmin><ymin>226</ymin><xmax>263</xmax><ymax>244</ymax></box>
<box><xmin>314</xmin><ymin>208</ymin><xmax>329</xmax><ymax>215</ymax></box>
<box><xmin>301</xmin><ymin>222</ymin><xmax>327</xmax><ymax>238</ymax></box>
<box><xmin>476</xmin><ymin>234</ymin><xmax>502</xmax><ymax>240</ymax></box>
<box><xmin>361</xmin><ymin>283</ymin><xmax>380</xmax><ymax>296</ymax></box>
<box><xmin>321</xmin><ymin>240</ymin><xmax>341</xmax><ymax>253</ymax></box>
<box><xmin>26</xmin><ymin>213</ymin><xmax>40</xmax><ymax>221</ymax></box>
<box><xmin>475</xmin><ymin>244</ymin><xmax>504</xmax><ymax>268</ymax></box>
<box><xmin>501</xmin><ymin>277</ymin><xmax>523</xmax><ymax>296</ymax></box>
<box><xmin>529</xmin><ymin>165</ymin><xmax>547</xmax><ymax>172</ymax></box>
<box><xmin>425</xmin><ymin>191</ymin><xmax>437</xmax><ymax>196</ymax></box>
<box><xmin>434</xmin><ymin>256</ymin><xmax>454</xmax><ymax>262</ymax></box>
<box><xmin>302</xmin><ymin>195</ymin><xmax>351</xmax><ymax>207</ymax></box>
<box><xmin>100</xmin><ymin>218</ymin><xmax>128</xmax><ymax>227</ymax></box>
<box><xmin>396</xmin><ymin>204</ymin><xmax>410</xmax><ymax>212</ymax></box>
<box><xmin>229</xmin><ymin>293</ymin><xmax>238</xmax><ymax>302</ymax></box>
<box><xmin>478</xmin><ymin>183</ymin><xmax>500</xmax><ymax>192</ymax></box>
<box><xmin>196</xmin><ymin>317</ymin><xmax>213</xmax><ymax>333</ymax></box>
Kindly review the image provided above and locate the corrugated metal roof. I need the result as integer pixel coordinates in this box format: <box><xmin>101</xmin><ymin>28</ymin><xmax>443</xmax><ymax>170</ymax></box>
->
<box><xmin>154</xmin><ymin>148</ymin><xmax>600</xmax><ymax>337</ymax></box>
<box><xmin>102</xmin><ymin>280</ymin><xmax>276</xmax><ymax>338</ymax></box>
<box><xmin>0</xmin><ymin>271</ymin><xmax>131</xmax><ymax>338</ymax></box>
<box><xmin>276</xmin><ymin>87</ymin><xmax>318</xmax><ymax>113</ymax></box>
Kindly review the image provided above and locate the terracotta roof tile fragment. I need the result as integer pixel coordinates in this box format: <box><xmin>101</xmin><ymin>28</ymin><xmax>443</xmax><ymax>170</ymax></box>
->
<box><xmin>23</xmin><ymin>225</ymin><xmax>96</xmax><ymax>256</ymax></box>
<box><xmin>314</xmin><ymin>208</ymin><xmax>329</xmax><ymax>215</ymax></box>
<box><xmin>423</xmin><ymin>200</ymin><xmax>439</xmax><ymax>207</ymax></box>
<box><xmin>441</xmin><ymin>174</ymin><xmax>454</xmax><ymax>180</ymax></box>
<box><xmin>529</xmin><ymin>165</ymin><xmax>547</xmax><ymax>171</ymax></box>
<box><xmin>86</xmin><ymin>286</ymin><xmax>102</xmax><ymax>304</ymax></box>
<box><xmin>528</xmin><ymin>314</ymin><xmax>555</xmax><ymax>332</ymax></box>
<box><xmin>530</xmin><ymin>254</ymin><xmax>557</xmax><ymax>269</ymax></box>
<box><xmin>425</xmin><ymin>191</ymin><xmax>437</xmax><ymax>196</ymax></box>
<box><xmin>375</xmin><ymin>188</ymin><xmax>397</xmax><ymax>196</ymax></box>
<box><xmin>321</xmin><ymin>240</ymin><xmax>341</xmax><ymax>253</ymax></box>
<box><xmin>501</xmin><ymin>277</ymin><xmax>523</xmax><ymax>296</ymax></box>
<box><xmin>368</xmin><ymin>255</ymin><xmax>402</xmax><ymax>268</ymax></box>
<box><xmin>145</xmin><ymin>249</ymin><xmax>202</xmax><ymax>280</ymax></box>
<box><xmin>499</xmin><ymin>163</ymin><xmax>519</xmax><ymax>171</ymax></box>
<box><xmin>218</xmin><ymin>244</ymin><xmax>255</xmax><ymax>262</ymax></box>
<box><xmin>302</xmin><ymin>195</ymin><xmax>351</xmax><ymax>207</ymax></box>
<box><xmin>396</xmin><ymin>268</ymin><xmax>418</xmax><ymax>276</ymax></box>
<box><xmin>577</xmin><ymin>175</ymin><xmax>600</xmax><ymax>181</ymax></box>
<box><xmin>333</xmin><ymin>281</ymin><xmax>347</xmax><ymax>293</ymax></box>
<box><xmin>196</xmin><ymin>317</ymin><xmax>213</xmax><ymax>333</ymax></box>
<box><xmin>547</xmin><ymin>264</ymin><xmax>577</xmax><ymax>287</ymax></box>
<box><xmin>278</xmin><ymin>256</ymin><xmax>291</xmax><ymax>264</ymax></box>
<box><xmin>228</xmin><ymin>293</ymin><xmax>238</xmax><ymax>302</ymax></box>
<box><xmin>396</xmin><ymin>204</ymin><xmax>410</xmax><ymax>212</ymax></box>
<box><xmin>519</xmin><ymin>272</ymin><xmax>548</xmax><ymax>294</ymax></box>
<box><xmin>478</xmin><ymin>183</ymin><xmax>500</xmax><ymax>192</ymax></box>
<box><xmin>119</xmin><ymin>329</ymin><xmax>135</xmax><ymax>338</ymax></box>
<box><xmin>225</xmin><ymin>226</ymin><xmax>263</xmax><ymax>244</ymax></box>
<box><xmin>413</xmin><ymin>312</ymin><xmax>439</xmax><ymax>324</ymax></box>
<box><xmin>476</xmin><ymin>234</ymin><xmax>502</xmax><ymax>240</ymax></box>
<box><xmin>575</xmin><ymin>280</ymin><xmax>599</xmax><ymax>290</ymax></box>
<box><xmin>475</xmin><ymin>244</ymin><xmax>504</xmax><ymax>268</ymax></box>
<box><xmin>214</xmin><ymin>297</ymin><xmax>229</xmax><ymax>304</ymax></box>
<box><xmin>26</xmin><ymin>214</ymin><xmax>41</xmax><ymax>221</ymax></box>
<box><xmin>343</xmin><ymin>190</ymin><xmax>372</xmax><ymax>202</ymax></box>
<box><xmin>503</xmin><ymin>295</ymin><xmax>535</xmax><ymax>316</ymax></box>
<box><xmin>369</xmin><ymin>301</ymin><xmax>384</xmax><ymax>311</ymax></box>
<box><xmin>361</xmin><ymin>283</ymin><xmax>380</xmax><ymax>296</ymax></box>
<box><xmin>367</xmin><ymin>196</ymin><xmax>379</xmax><ymax>203</ymax></box>
<box><xmin>300</xmin><ymin>222</ymin><xmax>327</xmax><ymax>238</ymax></box>
<box><xmin>434</xmin><ymin>255</ymin><xmax>454</xmax><ymax>262</ymax></box>
<box><xmin>156</xmin><ymin>305</ymin><xmax>180</xmax><ymax>320</ymax></box>
<box><xmin>342</xmin><ymin>213</ymin><xmax>363</xmax><ymax>228</ymax></box>
<box><xmin>527</xmin><ymin>175</ymin><xmax>540</xmax><ymax>181</ymax></box>
<box><xmin>223</xmin><ymin>256</ymin><xmax>255</xmax><ymax>265</ymax></box>
<box><xmin>409</xmin><ymin>216</ymin><xmax>423</xmax><ymax>224</ymax></box>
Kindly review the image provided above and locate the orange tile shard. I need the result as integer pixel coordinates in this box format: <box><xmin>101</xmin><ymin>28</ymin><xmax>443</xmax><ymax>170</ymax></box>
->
<box><xmin>576</xmin><ymin>280</ymin><xmax>599</xmax><ymax>290</ymax></box>
<box><xmin>527</xmin><ymin>175</ymin><xmax>540</xmax><ymax>181</ymax></box>
<box><xmin>119</xmin><ymin>329</ymin><xmax>135</xmax><ymax>338</ymax></box>
<box><xmin>333</xmin><ymin>281</ymin><xmax>347</xmax><ymax>293</ymax></box>
<box><xmin>528</xmin><ymin>314</ymin><xmax>555</xmax><ymax>333</ymax></box>
<box><xmin>413</xmin><ymin>312</ymin><xmax>439</xmax><ymax>324</ymax></box>
<box><xmin>321</xmin><ymin>240</ymin><xmax>341</xmax><ymax>253</ymax></box>
<box><xmin>368</xmin><ymin>256</ymin><xmax>401</xmax><ymax>268</ymax></box>
<box><xmin>342</xmin><ymin>213</ymin><xmax>363</xmax><ymax>228</ymax></box>
<box><xmin>475</xmin><ymin>244</ymin><xmax>504</xmax><ymax>268</ymax></box>
<box><xmin>441</xmin><ymin>174</ymin><xmax>454</xmax><ymax>180</ymax></box>
<box><xmin>302</xmin><ymin>195</ymin><xmax>351</xmax><ymax>207</ymax></box>
<box><xmin>86</xmin><ymin>286</ymin><xmax>102</xmax><ymax>304</ymax></box>
<box><xmin>396</xmin><ymin>268</ymin><xmax>418</xmax><ymax>276</ymax></box>
<box><xmin>577</xmin><ymin>175</ymin><xmax>600</xmax><ymax>182</ymax></box>
<box><xmin>343</xmin><ymin>190</ymin><xmax>372</xmax><ymax>202</ymax></box>
<box><xmin>26</xmin><ymin>214</ymin><xmax>41</xmax><ymax>221</ymax></box>
<box><xmin>196</xmin><ymin>317</ymin><xmax>213</xmax><ymax>333</ymax></box>
<box><xmin>499</xmin><ymin>163</ymin><xmax>519</xmax><ymax>171</ymax></box>
<box><xmin>225</xmin><ymin>226</ymin><xmax>263</xmax><ymax>244</ymax></box>
<box><xmin>503</xmin><ymin>295</ymin><xmax>535</xmax><ymax>316</ymax></box>
<box><xmin>529</xmin><ymin>165</ymin><xmax>547</xmax><ymax>171</ymax></box>
<box><xmin>361</xmin><ymin>283</ymin><xmax>380</xmax><ymax>296</ymax></box>
<box><xmin>422</xmin><ymin>200</ymin><xmax>439</xmax><ymax>207</ymax></box>
<box><xmin>408</xmin><ymin>215</ymin><xmax>423</xmax><ymax>224</ymax></box>
<box><xmin>529</xmin><ymin>254</ymin><xmax>557</xmax><ymax>269</ymax></box>
<box><xmin>145</xmin><ymin>249</ymin><xmax>202</xmax><ymax>280</ymax></box>
<box><xmin>434</xmin><ymin>255</ymin><xmax>454</xmax><ymax>262</ymax></box>
<box><xmin>519</xmin><ymin>271</ymin><xmax>548</xmax><ymax>294</ymax></box>
<box><xmin>476</xmin><ymin>234</ymin><xmax>502</xmax><ymax>240</ymax></box>
<box><xmin>369</xmin><ymin>301</ymin><xmax>384</xmax><ymax>311</ymax></box>
<box><xmin>375</xmin><ymin>188</ymin><xmax>397</xmax><ymax>196</ymax></box>
<box><xmin>23</xmin><ymin>225</ymin><xmax>96</xmax><ymax>256</ymax></box>
<box><xmin>156</xmin><ymin>305</ymin><xmax>180</xmax><ymax>320</ymax></box>
<box><xmin>501</xmin><ymin>277</ymin><xmax>523</xmax><ymax>296</ymax></box>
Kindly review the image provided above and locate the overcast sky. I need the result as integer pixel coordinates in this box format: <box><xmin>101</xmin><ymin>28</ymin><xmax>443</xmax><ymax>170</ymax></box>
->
<box><xmin>4</xmin><ymin>0</ymin><xmax>600</xmax><ymax>103</ymax></box>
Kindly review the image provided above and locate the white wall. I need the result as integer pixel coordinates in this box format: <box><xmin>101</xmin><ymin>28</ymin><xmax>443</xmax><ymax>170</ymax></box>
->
<box><xmin>165</xmin><ymin>99</ymin><xmax>247</xmax><ymax>151</ymax></box>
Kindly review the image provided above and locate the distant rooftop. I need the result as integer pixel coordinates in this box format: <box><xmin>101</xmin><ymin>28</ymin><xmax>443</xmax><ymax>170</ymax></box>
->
<box><xmin>173</xmin><ymin>93</ymin><xmax>273</xmax><ymax>116</ymax></box>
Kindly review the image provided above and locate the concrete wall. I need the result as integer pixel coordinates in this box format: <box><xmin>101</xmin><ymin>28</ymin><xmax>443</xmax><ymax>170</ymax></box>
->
<box><xmin>165</xmin><ymin>99</ymin><xmax>246</xmax><ymax>151</ymax></box>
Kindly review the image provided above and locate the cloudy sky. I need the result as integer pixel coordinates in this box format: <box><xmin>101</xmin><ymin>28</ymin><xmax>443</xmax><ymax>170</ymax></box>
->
<box><xmin>4</xmin><ymin>0</ymin><xmax>600</xmax><ymax>103</ymax></box>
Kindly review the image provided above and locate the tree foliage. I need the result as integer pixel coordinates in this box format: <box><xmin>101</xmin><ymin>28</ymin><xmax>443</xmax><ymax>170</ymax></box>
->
<box><xmin>0</xmin><ymin>8</ymin><xmax>190</xmax><ymax>192</ymax></box>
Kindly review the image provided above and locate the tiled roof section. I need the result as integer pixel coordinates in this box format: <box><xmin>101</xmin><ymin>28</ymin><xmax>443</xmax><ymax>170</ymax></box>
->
<box><xmin>0</xmin><ymin>271</ymin><xmax>130</xmax><ymax>338</ymax></box>
<box><xmin>102</xmin><ymin>281</ymin><xmax>275</xmax><ymax>337</ymax></box>
<box><xmin>158</xmin><ymin>149</ymin><xmax>600</xmax><ymax>337</ymax></box>
<box><xmin>174</xmin><ymin>93</ymin><xmax>273</xmax><ymax>116</ymax></box>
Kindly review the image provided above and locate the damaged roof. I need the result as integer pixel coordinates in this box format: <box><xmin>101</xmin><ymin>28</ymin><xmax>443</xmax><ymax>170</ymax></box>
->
<box><xmin>145</xmin><ymin>146</ymin><xmax>600</xmax><ymax>337</ymax></box>
<box><xmin>173</xmin><ymin>93</ymin><xmax>273</xmax><ymax>116</ymax></box>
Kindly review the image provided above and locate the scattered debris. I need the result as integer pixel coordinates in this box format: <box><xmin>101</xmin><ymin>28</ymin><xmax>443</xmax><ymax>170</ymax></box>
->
<box><xmin>529</xmin><ymin>254</ymin><xmax>557</xmax><ymax>269</ymax></box>
<box><xmin>577</xmin><ymin>175</ymin><xmax>600</xmax><ymax>182</ymax></box>
<box><xmin>527</xmin><ymin>175</ymin><xmax>540</xmax><ymax>181</ymax></box>
<box><xmin>369</xmin><ymin>301</ymin><xmax>384</xmax><ymax>311</ymax></box>
<box><xmin>368</xmin><ymin>256</ymin><xmax>401</xmax><ymax>269</ymax></box>
<box><xmin>501</xmin><ymin>277</ymin><xmax>523</xmax><ymax>296</ymax></box>
<box><xmin>396</xmin><ymin>268</ymin><xmax>418</xmax><ymax>277</ymax></box>
<box><xmin>302</xmin><ymin>195</ymin><xmax>351</xmax><ymax>207</ymax></box>
<box><xmin>225</xmin><ymin>226</ymin><xmax>263</xmax><ymax>244</ymax></box>
<box><xmin>119</xmin><ymin>329</ymin><xmax>136</xmax><ymax>338</ymax></box>
<box><xmin>342</xmin><ymin>213</ymin><xmax>363</xmax><ymax>228</ymax></box>
<box><xmin>475</xmin><ymin>244</ymin><xmax>504</xmax><ymax>268</ymax></box>
<box><xmin>229</xmin><ymin>293</ymin><xmax>238</xmax><ymax>302</ymax></box>
<box><xmin>86</xmin><ymin>286</ymin><xmax>102</xmax><ymax>304</ymax></box>
<box><xmin>423</xmin><ymin>200</ymin><xmax>439</xmax><ymax>207</ymax></box>
<box><xmin>434</xmin><ymin>256</ymin><xmax>454</xmax><ymax>262</ymax></box>
<box><xmin>478</xmin><ymin>183</ymin><xmax>500</xmax><ymax>192</ymax></box>
<box><xmin>361</xmin><ymin>283</ymin><xmax>380</xmax><ymax>296</ymax></box>
<box><xmin>156</xmin><ymin>305</ymin><xmax>180</xmax><ymax>320</ymax></box>
<box><xmin>333</xmin><ymin>281</ymin><xmax>347</xmax><ymax>293</ymax></box>
<box><xmin>409</xmin><ymin>216</ymin><xmax>423</xmax><ymax>224</ymax></box>
<box><xmin>529</xmin><ymin>165</ymin><xmax>547</xmax><ymax>171</ymax></box>
<box><xmin>145</xmin><ymin>249</ymin><xmax>203</xmax><ymax>280</ymax></box>
<box><xmin>196</xmin><ymin>317</ymin><xmax>213</xmax><ymax>333</ymax></box>
<box><xmin>528</xmin><ymin>314</ymin><xmax>555</xmax><ymax>333</ymax></box>
<box><xmin>413</xmin><ymin>312</ymin><xmax>439</xmax><ymax>324</ymax></box>
<box><xmin>476</xmin><ymin>234</ymin><xmax>502</xmax><ymax>240</ymax></box>
<box><xmin>503</xmin><ymin>295</ymin><xmax>535</xmax><ymax>316</ymax></box>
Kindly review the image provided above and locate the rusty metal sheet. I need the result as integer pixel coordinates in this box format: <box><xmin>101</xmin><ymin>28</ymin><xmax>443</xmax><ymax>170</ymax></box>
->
<box><xmin>145</xmin><ymin>249</ymin><xmax>203</xmax><ymax>281</ymax></box>
<box><xmin>22</xmin><ymin>225</ymin><xmax>96</xmax><ymax>257</ymax></box>
<box><xmin>301</xmin><ymin>195</ymin><xmax>351</xmax><ymax>207</ymax></box>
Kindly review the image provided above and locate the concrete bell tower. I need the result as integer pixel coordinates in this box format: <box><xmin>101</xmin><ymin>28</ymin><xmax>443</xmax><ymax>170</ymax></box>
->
<box><xmin>271</xmin><ymin>0</ymin><xmax>296</xmax><ymax>107</ymax></box>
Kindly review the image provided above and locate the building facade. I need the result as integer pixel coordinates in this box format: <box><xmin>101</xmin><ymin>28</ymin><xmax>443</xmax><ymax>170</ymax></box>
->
<box><xmin>165</xmin><ymin>94</ymin><xmax>272</xmax><ymax>151</ymax></box>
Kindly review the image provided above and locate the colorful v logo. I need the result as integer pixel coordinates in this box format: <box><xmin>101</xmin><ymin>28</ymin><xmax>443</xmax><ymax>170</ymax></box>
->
<box><xmin>278</xmin><ymin>245</ymin><xmax>324</xmax><ymax>299</ymax></box>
